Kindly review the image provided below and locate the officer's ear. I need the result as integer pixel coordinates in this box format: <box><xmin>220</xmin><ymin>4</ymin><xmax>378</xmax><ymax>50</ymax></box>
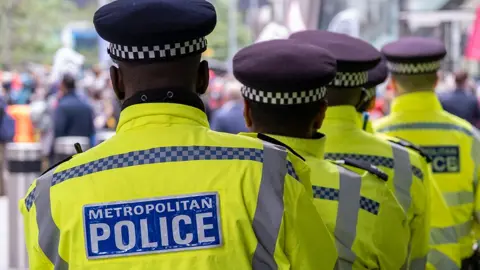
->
<box><xmin>110</xmin><ymin>65</ymin><xmax>125</xmax><ymax>101</ymax></box>
<box><xmin>313</xmin><ymin>99</ymin><xmax>328</xmax><ymax>130</ymax></box>
<box><xmin>196</xmin><ymin>60</ymin><xmax>209</xmax><ymax>95</ymax></box>
<box><xmin>243</xmin><ymin>99</ymin><xmax>253</xmax><ymax>129</ymax></box>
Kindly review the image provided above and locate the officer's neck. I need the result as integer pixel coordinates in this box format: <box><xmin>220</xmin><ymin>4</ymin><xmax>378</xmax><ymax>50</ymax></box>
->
<box><xmin>124</xmin><ymin>84</ymin><xmax>196</xmax><ymax>101</ymax></box>
<box><xmin>396</xmin><ymin>88</ymin><xmax>434</xmax><ymax>97</ymax></box>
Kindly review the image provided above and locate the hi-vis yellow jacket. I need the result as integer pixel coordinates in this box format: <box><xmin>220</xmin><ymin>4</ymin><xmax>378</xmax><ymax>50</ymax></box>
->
<box><xmin>321</xmin><ymin>105</ymin><xmax>430</xmax><ymax>269</ymax></box>
<box><xmin>375</xmin><ymin>91</ymin><xmax>480</xmax><ymax>261</ymax></box>
<box><xmin>20</xmin><ymin>103</ymin><xmax>337</xmax><ymax>270</ymax></box>
<box><xmin>361</xmin><ymin>112</ymin><xmax>461</xmax><ymax>269</ymax></box>
<box><xmin>249</xmin><ymin>133</ymin><xmax>410</xmax><ymax>269</ymax></box>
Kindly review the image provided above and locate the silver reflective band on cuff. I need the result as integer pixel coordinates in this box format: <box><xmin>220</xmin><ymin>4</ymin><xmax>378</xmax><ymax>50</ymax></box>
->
<box><xmin>35</xmin><ymin>168</ymin><xmax>69</xmax><ymax>270</ymax></box>
<box><xmin>430</xmin><ymin>226</ymin><xmax>458</xmax><ymax>245</ymax></box>
<box><xmin>443</xmin><ymin>191</ymin><xmax>474</xmax><ymax>207</ymax></box>
<box><xmin>410</xmin><ymin>256</ymin><xmax>427</xmax><ymax>270</ymax></box>
<box><xmin>428</xmin><ymin>249</ymin><xmax>460</xmax><ymax>270</ymax></box>
<box><xmin>456</xmin><ymin>220</ymin><xmax>472</xmax><ymax>238</ymax></box>
<box><xmin>252</xmin><ymin>142</ymin><xmax>288</xmax><ymax>270</ymax></box>
<box><xmin>334</xmin><ymin>166</ymin><xmax>362</xmax><ymax>269</ymax></box>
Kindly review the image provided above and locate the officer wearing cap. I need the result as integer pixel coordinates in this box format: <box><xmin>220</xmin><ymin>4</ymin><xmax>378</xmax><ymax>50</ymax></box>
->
<box><xmin>291</xmin><ymin>30</ymin><xmax>432</xmax><ymax>269</ymax></box>
<box><xmin>357</xmin><ymin>58</ymin><xmax>389</xmax><ymax>133</ymax></box>
<box><xmin>20</xmin><ymin>1</ymin><xmax>331</xmax><ymax>269</ymax></box>
<box><xmin>234</xmin><ymin>38</ymin><xmax>409</xmax><ymax>269</ymax></box>
<box><xmin>375</xmin><ymin>37</ymin><xmax>479</xmax><ymax>269</ymax></box>
<box><xmin>363</xmin><ymin>49</ymin><xmax>460</xmax><ymax>269</ymax></box>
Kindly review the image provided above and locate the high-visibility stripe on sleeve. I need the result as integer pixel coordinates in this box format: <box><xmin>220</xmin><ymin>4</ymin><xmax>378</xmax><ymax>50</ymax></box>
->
<box><xmin>471</xmin><ymin>129</ymin><xmax>480</xmax><ymax>222</ymax></box>
<box><xmin>442</xmin><ymin>191</ymin><xmax>474</xmax><ymax>207</ymax></box>
<box><xmin>334</xmin><ymin>166</ymin><xmax>362</xmax><ymax>269</ymax></box>
<box><xmin>390</xmin><ymin>143</ymin><xmax>413</xmax><ymax>213</ymax></box>
<box><xmin>35</xmin><ymin>167</ymin><xmax>68</xmax><ymax>270</ymax></box>
<box><xmin>251</xmin><ymin>142</ymin><xmax>288</xmax><ymax>270</ymax></box>
<box><xmin>430</xmin><ymin>226</ymin><xmax>458</xmax><ymax>245</ymax></box>
<box><xmin>428</xmin><ymin>249</ymin><xmax>460</xmax><ymax>270</ymax></box>
<box><xmin>456</xmin><ymin>220</ymin><xmax>472</xmax><ymax>239</ymax></box>
<box><xmin>410</xmin><ymin>256</ymin><xmax>427</xmax><ymax>270</ymax></box>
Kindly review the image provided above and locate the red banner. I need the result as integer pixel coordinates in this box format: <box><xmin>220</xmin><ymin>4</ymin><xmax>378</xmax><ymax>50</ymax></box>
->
<box><xmin>466</xmin><ymin>6</ymin><xmax>480</xmax><ymax>60</ymax></box>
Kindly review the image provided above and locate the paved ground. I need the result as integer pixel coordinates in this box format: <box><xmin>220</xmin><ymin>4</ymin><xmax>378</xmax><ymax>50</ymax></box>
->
<box><xmin>0</xmin><ymin>196</ymin><xmax>8</xmax><ymax>269</ymax></box>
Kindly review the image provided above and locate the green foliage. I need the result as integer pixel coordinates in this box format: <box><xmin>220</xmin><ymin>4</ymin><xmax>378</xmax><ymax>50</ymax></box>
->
<box><xmin>207</xmin><ymin>0</ymin><xmax>251</xmax><ymax>61</ymax></box>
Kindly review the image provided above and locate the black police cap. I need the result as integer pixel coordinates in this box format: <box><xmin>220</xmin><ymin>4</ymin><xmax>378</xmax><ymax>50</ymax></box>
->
<box><xmin>93</xmin><ymin>0</ymin><xmax>217</xmax><ymax>62</ymax></box>
<box><xmin>233</xmin><ymin>39</ymin><xmax>337</xmax><ymax>105</ymax></box>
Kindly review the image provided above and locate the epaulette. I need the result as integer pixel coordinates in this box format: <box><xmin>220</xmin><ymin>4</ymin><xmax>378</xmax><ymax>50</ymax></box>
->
<box><xmin>257</xmin><ymin>133</ymin><xmax>306</xmax><ymax>161</ymax></box>
<box><xmin>333</xmin><ymin>158</ymin><xmax>388</xmax><ymax>181</ymax></box>
<box><xmin>388</xmin><ymin>137</ymin><xmax>432</xmax><ymax>163</ymax></box>
<box><xmin>39</xmin><ymin>156</ymin><xmax>73</xmax><ymax>177</ymax></box>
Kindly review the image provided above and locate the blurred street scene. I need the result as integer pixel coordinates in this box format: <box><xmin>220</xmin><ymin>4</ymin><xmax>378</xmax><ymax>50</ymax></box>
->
<box><xmin>2</xmin><ymin>0</ymin><xmax>480</xmax><ymax>269</ymax></box>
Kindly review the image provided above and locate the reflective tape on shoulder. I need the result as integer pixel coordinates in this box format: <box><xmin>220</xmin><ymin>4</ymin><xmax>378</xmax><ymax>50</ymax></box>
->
<box><xmin>390</xmin><ymin>143</ymin><xmax>413</xmax><ymax>213</ymax></box>
<box><xmin>334</xmin><ymin>166</ymin><xmax>361</xmax><ymax>267</ymax></box>
<box><xmin>251</xmin><ymin>142</ymin><xmax>288</xmax><ymax>270</ymax></box>
<box><xmin>376</xmin><ymin>122</ymin><xmax>473</xmax><ymax>137</ymax></box>
<box><xmin>35</xmin><ymin>167</ymin><xmax>69</xmax><ymax>270</ymax></box>
<box><xmin>430</xmin><ymin>226</ymin><xmax>458</xmax><ymax>245</ymax></box>
<box><xmin>410</xmin><ymin>256</ymin><xmax>427</xmax><ymax>270</ymax></box>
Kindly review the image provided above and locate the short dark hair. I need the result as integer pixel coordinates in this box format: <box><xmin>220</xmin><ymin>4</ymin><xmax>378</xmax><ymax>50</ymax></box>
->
<box><xmin>62</xmin><ymin>74</ymin><xmax>76</xmax><ymax>90</ymax></box>
<box><xmin>454</xmin><ymin>70</ymin><xmax>468</xmax><ymax>87</ymax></box>
<box><xmin>392</xmin><ymin>73</ymin><xmax>437</xmax><ymax>91</ymax></box>
<box><xmin>247</xmin><ymin>100</ymin><xmax>324</xmax><ymax>137</ymax></box>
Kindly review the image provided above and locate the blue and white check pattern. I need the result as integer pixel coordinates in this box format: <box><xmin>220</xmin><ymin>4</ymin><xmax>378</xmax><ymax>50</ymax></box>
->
<box><xmin>25</xmin><ymin>187</ymin><xmax>37</xmax><ymax>211</ymax></box>
<box><xmin>313</xmin><ymin>186</ymin><xmax>380</xmax><ymax>215</ymax></box>
<box><xmin>24</xmin><ymin>146</ymin><xmax>300</xmax><ymax>211</ymax></box>
<box><xmin>325</xmin><ymin>153</ymin><xmax>424</xmax><ymax>180</ymax></box>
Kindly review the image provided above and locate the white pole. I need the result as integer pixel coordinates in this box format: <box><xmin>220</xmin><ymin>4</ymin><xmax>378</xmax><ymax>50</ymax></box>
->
<box><xmin>227</xmin><ymin>0</ymin><xmax>238</xmax><ymax>75</ymax></box>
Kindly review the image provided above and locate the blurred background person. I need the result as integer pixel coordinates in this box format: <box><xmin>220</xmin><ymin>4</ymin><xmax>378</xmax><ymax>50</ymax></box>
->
<box><xmin>210</xmin><ymin>80</ymin><xmax>248</xmax><ymax>134</ymax></box>
<box><xmin>439</xmin><ymin>70</ymin><xmax>480</xmax><ymax>127</ymax></box>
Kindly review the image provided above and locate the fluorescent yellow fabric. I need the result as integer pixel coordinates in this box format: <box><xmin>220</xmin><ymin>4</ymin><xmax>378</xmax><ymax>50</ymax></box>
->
<box><xmin>261</xmin><ymin>134</ymin><xmax>409</xmax><ymax>269</ymax></box>
<box><xmin>20</xmin><ymin>103</ymin><xmax>337</xmax><ymax>270</ymax></box>
<box><xmin>375</xmin><ymin>91</ymin><xmax>480</xmax><ymax>261</ymax></box>
<box><xmin>321</xmin><ymin>105</ymin><xmax>430</xmax><ymax>268</ymax></box>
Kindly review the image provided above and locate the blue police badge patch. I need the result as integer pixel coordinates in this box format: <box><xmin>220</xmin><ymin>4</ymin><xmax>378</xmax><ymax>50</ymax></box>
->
<box><xmin>421</xmin><ymin>146</ymin><xmax>460</xmax><ymax>173</ymax></box>
<box><xmin>83</xmin><ymin>192</ymin><xmax>222</xmax><ymax>259</ymax></box>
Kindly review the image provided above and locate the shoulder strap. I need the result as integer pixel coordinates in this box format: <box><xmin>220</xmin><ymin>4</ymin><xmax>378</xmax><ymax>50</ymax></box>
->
<box><xmin>257</xmin><ymin>133</ymin><xmax>306</xmax><ymax>161</ymax></box>
<box><xmin>332</xmin><ymin>158</ymin><xmax>388</xmax><ymax>181</ymax></box>
<box><xmin>388</xmin><ymin>137</ymin><xmax>432</xmax><ymax>163</ymax></box>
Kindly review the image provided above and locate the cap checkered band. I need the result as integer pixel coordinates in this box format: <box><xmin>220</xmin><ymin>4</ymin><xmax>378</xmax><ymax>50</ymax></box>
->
<box><xmin>329</xmin><ymin>71</ymin><xmax>368</xmax><ymax>88</ymax></box>
<box><xmin>241</xmin><ymin>86</ymin><xmax>327</xmax><ymax>105</ymax></box>
<box><xmin>108</xmin><ymin>37</ymin><xmax>208</xmax><ymax>61</ymax></box>
<box><xmin>386</xmin><ymin>60</ymin><xmax>441</xmax><ymax>74</ymax></box>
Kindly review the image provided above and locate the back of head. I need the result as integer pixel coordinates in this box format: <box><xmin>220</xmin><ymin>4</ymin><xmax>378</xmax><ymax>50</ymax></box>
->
<box><xmin>289</xmin><ymin>30</ymin><xmax>381</xmax><ymax>107</ymax></box>
<box><xmin>93</xmin><ymin>0</ymin><xmax>217</xmax><ymax>100</ymax></box>
<box><xmin>61</xmin><ymin>73</ymin><xmax>76</xmax><ymax>93</ymax></box>
<box><xmin>233</xmin><ymin>39</ymin><xmax>337</xmax><ymax>138</ymax></box>
<box><xmin>454</xmin><ymin>70</ymin><xmax>468</xmax><ymax>89</ymax></box>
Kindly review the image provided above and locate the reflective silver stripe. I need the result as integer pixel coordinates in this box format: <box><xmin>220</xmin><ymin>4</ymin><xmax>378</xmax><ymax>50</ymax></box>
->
<box><xmin>443</xmin><ymin>191</ymin><xmax>474</xmax><ymax>207</ymax></box>
<box><xmin>252</xmin><ymin>142</ymin><xmax>288</xmax><ymax>270</ymax></box>
<box><xmin>471</xmin><ymin>129</ymin><xmax>480</xmax><ymax>222</ymax></box>
<box><xmin>391</xmin><ymin>143</ymin><xmax>414</xmax><ymax>269</ymax></box>
<box><xmin>428</xmin><ymin>249</ymin><xmax>460</xmax><ymax>270</ymax></box>
<box><xmin>410</xmin><ymin>256</ymin><xmax>427</xmax><ymax>270</ymax></box>
<box><xmin>334</xmin><ymin>166</ymin><xmax>362</xmax><ymax>269</ymax></box>
<box><xmin>456</xmin><ymin>220</ymin><xmax>472</xmax><ymax>238</ymax></box>
<box><xmin>35</xmin><ymin>168</ymin><xmax>68</xmax><ymax>270</ymax></box>
<box><xmin>390</xmin><ymin>143</ymin><xmax>413</xmax><ymax>212</ymax></box>
<box><xmin>430</xmin><ymin>226</ymin><xmax>458</xmax><ymax>245</ymax></box>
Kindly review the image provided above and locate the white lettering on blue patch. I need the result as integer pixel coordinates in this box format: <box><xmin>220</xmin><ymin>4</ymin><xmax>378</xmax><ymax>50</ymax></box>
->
<box><xmin>421</xmin><ymin>146</ymin><xmax>460</xmax><ymax>173</ymax></box>
<box><xmin>83</xmin><ymin>192</ymin><xmax>222</xmax><ymax>259</ymax></box>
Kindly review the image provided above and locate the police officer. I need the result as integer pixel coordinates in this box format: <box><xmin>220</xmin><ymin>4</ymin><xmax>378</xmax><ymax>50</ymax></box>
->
<box><xmin>376</xmin><ymin>37</ymin><xmax>480</xmax><ymax>269</ymax></box>
<box><xmin>364</xmin><ymin>55</ymin><xmax>461</xmax><ymax>269</ymax></box>
<box><xmin>233</xmin><ymin>38</ymin><xmax>410</xmax><ymax>269</ymax></box>
<box><xmin>20</xmin><ymin>1</ymin><xmax>336</xmax><ymax>269</ymax></box>
<box><xmin>290</xmin><ymin>30</ymin><xmax>432</xmax><ymax>269</ymax></box>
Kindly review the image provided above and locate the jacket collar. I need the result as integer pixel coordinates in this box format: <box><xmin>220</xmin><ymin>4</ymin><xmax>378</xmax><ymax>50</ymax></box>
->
<box><xmin>116</xmin><ymin>103</ymin><xmax>209</xmax><ymax>134</ymax></box>
<box><xmin>321</xmin><ymin>105</ymin><xmax>361</xmax><ymax>132</ymax></box>
<box><xmin>391</xmin><ymin>91</ymin><xmax>442</xmax><ymax>113</ymax></box>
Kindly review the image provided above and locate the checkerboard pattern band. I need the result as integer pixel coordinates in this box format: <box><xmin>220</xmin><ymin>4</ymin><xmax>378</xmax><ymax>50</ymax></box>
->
<box><xmin>386</xmin><ymin>60</ymin><xmax>441</xmax><ymax>74</ymax></box>
<box><xmin>312</xmin><ymin>185</ymin><xmax>380</xmax><ymax>215</ymax></box>
<box><xmin>25</xmin><ymin>145</ymin><xmax>300</xmax><ymax>211</ymax></box>
<box><xmin>325</xmin><ymin>153</ymin><xmax>424</xmax><ymax>180</ymax></box>
<box><xmin>329</xmin><ymin>71</ymin><xmax>368</xmax><ymax>87</ymax></box>
<box><xmin>108</xmin><ymin>37</ymin><xmax>207</xmax><ymax>61</ymax></box>
<box><xmin>241</xmin><ymin>86</ymin><xmax>327</xmax><ymax>105</ymax></box>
